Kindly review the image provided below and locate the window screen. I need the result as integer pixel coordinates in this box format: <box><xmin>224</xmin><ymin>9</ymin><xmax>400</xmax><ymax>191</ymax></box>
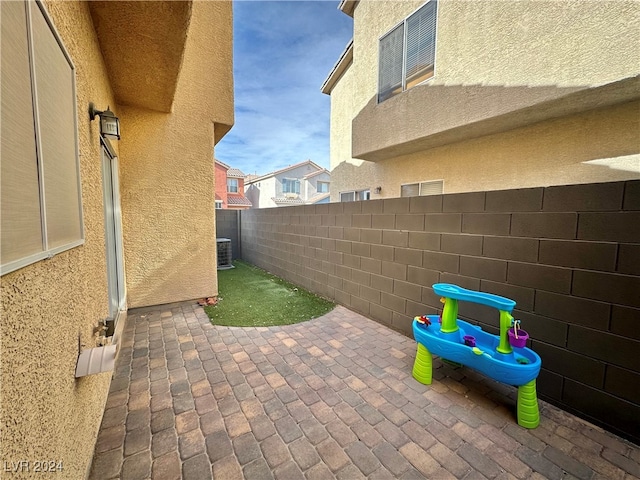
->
<box><xmin>405</xmin><ymin>0</ymin><xmax>437</xmax><ymax>89</ymax></box>
<box><xmin>378</xmin><ymin>23</ymin><xmax>404</xmax><ymax>103</ymax></box>
<box><xmin>401</xmin><ymin>183</ymin><xmax>420</xmax><ymax>197</ymax></box>
<box><xmin>340</xmin><ymin>192</ymin><xmax>356</xmax><ymax>202</ymax></box>
<box><xmin>420</xmin><ymin>180</ymin><xmax>443</xmax><ymax>196</ymax></box>
<box><xmin>31</xmin><ymin>1</ymin><xmax>82</xmax><ymax>249</ymax></box>
<box><xmin>1</xmin><ymin>0</ymin><xmax>44</xmax><ymax>265</ymax></box>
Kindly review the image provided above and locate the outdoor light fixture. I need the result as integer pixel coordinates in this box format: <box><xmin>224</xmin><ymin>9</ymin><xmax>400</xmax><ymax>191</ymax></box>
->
<box><xmin>375</xmin><ymin>186</ymin><xmax>382</xmax><ymax>194</ymax></box>
<box><xmin>89</xmin><ymin>103</ymin><xmax>120</xmax><ymax>140</ymax></box>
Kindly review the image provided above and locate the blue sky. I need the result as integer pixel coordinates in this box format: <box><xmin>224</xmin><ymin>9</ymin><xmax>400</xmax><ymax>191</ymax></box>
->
<box><xmin>214</xmin><ymin>1</ymin><xmax>353</xmax><ymax>176</ymax></box>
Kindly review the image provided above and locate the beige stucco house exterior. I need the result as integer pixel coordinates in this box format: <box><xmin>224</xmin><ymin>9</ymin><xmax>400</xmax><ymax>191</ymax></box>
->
<box><xmin>323</xmin><ymin>0</ymin><xmax>640</xmax><ymax>202</ymax></box>
<box><xmin>1</xmin><ymin>0</ymin><xmax>233</xmax><ymax>477</ymax></box>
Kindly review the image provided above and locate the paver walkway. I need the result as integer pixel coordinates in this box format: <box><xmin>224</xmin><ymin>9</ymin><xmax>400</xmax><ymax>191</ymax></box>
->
<box><xmin>90</xmin><ymin>302</ymin><xmax>640</xmax><ymax>480</ymax></box>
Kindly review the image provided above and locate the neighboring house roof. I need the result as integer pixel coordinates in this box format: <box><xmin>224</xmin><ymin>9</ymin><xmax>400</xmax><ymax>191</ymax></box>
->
<box><xmin>215</xmin><ymin>159</ymin><xmax>230</xmax><ymax>170</ymax></box>
<box><xmin>307</xmin><ymin>193</ymin><xmax>331</xmax><ymax>204</ymax></box>
<box><xmin>321</xmin><ymin>40</ymin><xmax>353</xmax><ymax>95</ymax></box>
<box><xmin>272</xmin><ymin>196</ymin><xmax>305</xmax><ymax>205</ymax></box>
<box><xmin>246</xmin><ymin>160</ymin><xmax>325</xmax><ymax>184</ymax></box>
<box><xmin>304</xmin><ymin>169</ymin><xmax>330</xmax><ymax>180</ymax></box>
<box><xmin>227</xmin><ymin>195</ymin><xmax>252</xmax><ymax>206</ymax></box>
<box><xmin>215</xmin><ymin>159</ymin><xmax>246</xmax><ymax>178</ymax></box>
<box><xmin>226</xmin><ymin>168</ymin><xmax>246</xmax><ymax>178</ymax></box>
<box><xmin>245</xmin><ymin>174</ymin><xmax>260</xmax><ymax>182</ymax></box>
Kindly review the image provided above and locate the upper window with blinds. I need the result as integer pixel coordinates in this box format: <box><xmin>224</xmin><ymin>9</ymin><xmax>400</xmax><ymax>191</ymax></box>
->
<box><xmin>1</xmin><ymin>0</ymin><xmax>83</xmax><ymax>275</ymax></box>
<box><xmin>378</xmin><ymin>0</ymin><xmax>437</xmax><ymax>103</ymax></box>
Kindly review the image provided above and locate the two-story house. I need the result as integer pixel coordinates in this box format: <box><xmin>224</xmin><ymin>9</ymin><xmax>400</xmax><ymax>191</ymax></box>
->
<box><xmin>244</xmin><ymin>160</ymin><xmax>331</xmax><ymax>208</ymax></box>
<box><xmin>215</xmin><ymin>160</ymin><xmax>252</xmax><ymax>209</ymax></box>
<box><xmin>322</xmin><ymin>0</ymin><xmax>640</xmax><ymax>202</ymax></box>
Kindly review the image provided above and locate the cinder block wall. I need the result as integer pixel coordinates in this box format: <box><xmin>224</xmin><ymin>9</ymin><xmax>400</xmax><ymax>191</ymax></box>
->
<box><xmin>216</xmin><ymin>209</ymin><xmax>241</xmax><ymax>260</ymax></box>
<box><xmin>240</xmin><ymin>180</ymin><xmax>640</xmax><ymax>444</ymax></box>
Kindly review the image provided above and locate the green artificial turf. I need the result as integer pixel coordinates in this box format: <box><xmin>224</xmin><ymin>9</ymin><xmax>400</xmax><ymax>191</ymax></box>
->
<box><xmin>204</xmin><ymin>260</ymin><xmax>335</xmax><ymax>327</ymax></box>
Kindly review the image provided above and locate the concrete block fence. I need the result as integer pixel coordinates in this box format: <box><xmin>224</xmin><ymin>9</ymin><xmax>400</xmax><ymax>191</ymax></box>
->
<box><xmin>216</xmin><ymin>209</ymin><xmax>241</xmax><ymax>260</ymax></box>
<box><xmin>234</xmin><ymin>180</ymin><xmax>640</xmax><ymax>444</ymax></box>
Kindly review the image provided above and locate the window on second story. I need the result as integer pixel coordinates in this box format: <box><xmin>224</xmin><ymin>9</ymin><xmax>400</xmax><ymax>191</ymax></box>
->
<box><xmin>215</xmin><ymin>200</ymin><xmax>223</xmax><ymax>209</ymax></box>
<box><xmin>378</xmin><ymin>0</ymin><xmax>437</xmax><ymax>103</ymax></box>
<box><xmin>227</xmin><ymin>178</ymin><xmax>238</xmax><ymax>193</ymax></box>
<box><xmin>317</xmin><ymin>181</ymin><xmax>330</xmax><ymax>193</ymax></box>
<box><xmin>282</xmin><ymin>178</ymin><xmax>300</xmax><ymax>194</ymax></box>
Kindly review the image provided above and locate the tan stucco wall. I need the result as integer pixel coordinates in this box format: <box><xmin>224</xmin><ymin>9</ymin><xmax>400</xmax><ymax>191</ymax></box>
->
<box><xmin>330</xmin><ymin>58</ymin><xmax>387</xmax><ymax>202</ymax></box>
<box><xmin>118</xmin><ymin>1</ymin><xmax>233</xmax><ymax>308</ymax></box>
<box><xmin>330</xmin><ymin>0</ymin><xmax>640</xmax><ymax>198</ymax></box>
<box><xmin>352</xmin><ymin>0</ymin><xmax>639</xmax><ymax>103</ymax></box>
<box><xmin>332</xmin><ymin>100</ymin><xmax>640</xmax><ymax>197</ymax></box>
<box><xmin>1</xmin><ymin>1</ymin><xmax>117</xmax><ymax>478</ymax></box>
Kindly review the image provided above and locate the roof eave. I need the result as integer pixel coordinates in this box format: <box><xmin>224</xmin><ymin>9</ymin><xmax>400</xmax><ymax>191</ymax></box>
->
<box><xmin>321</xmin><ymin>40</ymin><xmax>354</xmax><ymax>95</ymax></box>
<box><xmin>338</xmin><ymin>0</ymin><xmax>358</xmax><ymax>17</ymax></box>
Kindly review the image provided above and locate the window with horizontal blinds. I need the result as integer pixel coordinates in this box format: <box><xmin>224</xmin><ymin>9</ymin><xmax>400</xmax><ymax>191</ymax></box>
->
<box><xmin>420</xmin><ymin>180</ymin><xmax>443</xmax><ymax>196</ymax></box>
<box><xmin>401</xmin><ymin>180</ymin><xmax>443</xmax><ymax>197</ymax></box>
<box><xmin>1</xmin><ymin>0</ymin><xmax>44</xmax><ymax>264</ymax></box>
<box><xmin>378</xmin><ymin>0</ymin><xmax>437</xmax><ymax>102</ymax></box>
<box><xmin>405</xmin><ymin>0</ymin><xmax>437</xmax><ymax>89</ymax></box>
<box><xmin>340</xmin><ymin>192</ymin><xmax>356</xmax><ymax>202</ymax></box>
<box><xmin>1</xmin><ymin>0</ymin><xmax>83</xmax><ymax>275</ymax></box>
<box><xmin>401</xmin><ymin>183</ymin><xmax>420</xmax><ymax>197</ymax></box>
<box><xmin>378</xmin><ymin>23</ymin><xmax>404</xmax><ymax>103</ymax></box>
<box><xmin>31</xmin><ymin>1</ymin><xmax>83</xmax><ymax>249</ymax></box>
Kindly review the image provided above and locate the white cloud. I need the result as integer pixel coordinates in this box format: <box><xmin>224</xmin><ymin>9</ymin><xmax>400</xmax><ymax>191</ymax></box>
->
<box><xmin>214</xmin><ymin>0</ymin><xmax>353</xmax><ymax>176</ymax></box>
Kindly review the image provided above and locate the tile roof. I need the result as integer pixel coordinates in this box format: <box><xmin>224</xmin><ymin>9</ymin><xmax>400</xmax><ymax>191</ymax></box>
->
<box><xmin>227</xmin><ymin>195</ymin><xmax>252</xmax><ymax>206</ymax></box>
<box><xmin>307</xmin><ymin>193</ymin><xmax>331</xmax><ymax>204</ymax></box>
<box><xmin>272</xmin><ymin>197</ymin><xmax>305</xmax><ymax>205</ymax></box>
<box><xmin>226</xmin><ymin>168</ymin><xmax>246</xmax><ymax>178</ymax></box>
<box><xmin>303</xmin><ymin>169</ymin><xmax>330</xmax><ymax>179</ymax></box>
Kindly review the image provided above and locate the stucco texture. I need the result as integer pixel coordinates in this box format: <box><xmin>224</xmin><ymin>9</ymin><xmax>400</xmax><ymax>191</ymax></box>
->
<box><xmin>330</xmin><ymin>0</ymin><xmax>640</xmax><ymax>197</ymax></box>
<box><xmin>118</xmin><ymin>0</ymin><xmax>233</xmax><ymax>308</ymax></box>
<box><xmin>333</xmin><ymin>100</ymin><xmax>640</xmax><ymax>197</ymax></box>
<box><xmin>1</xmin><ymin>1</ymin><xmax>117</xmax><ymax>478</ymax></box>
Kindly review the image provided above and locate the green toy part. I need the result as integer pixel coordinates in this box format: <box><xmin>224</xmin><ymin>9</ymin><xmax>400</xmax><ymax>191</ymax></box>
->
<box><xmin>517</xmin><ymin>380</ymin><xmax>540</xmax><ymax>428</ymax></box>
<box><xmin>412</xmin><ymin>344</ymin><xmax>433</xmax><ymax>385</ymax></box>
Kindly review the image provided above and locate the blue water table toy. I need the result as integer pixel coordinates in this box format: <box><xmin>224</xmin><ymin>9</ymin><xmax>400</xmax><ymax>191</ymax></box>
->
<box><xmin>413</xmin><ymin>283</ymin><xmax>542</xmax><ymax>428</ymax></box>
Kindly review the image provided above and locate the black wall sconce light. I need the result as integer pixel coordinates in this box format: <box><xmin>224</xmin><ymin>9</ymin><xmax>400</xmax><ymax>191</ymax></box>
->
<box><xmin>375</xmin><ymin>186</ymin><xmax>382</xmax><ymax>194</ymax></box>
<box><xmin>89</xmin><ymin>103</ymin><xmax>120</xmax><ymax>140</ymax></box>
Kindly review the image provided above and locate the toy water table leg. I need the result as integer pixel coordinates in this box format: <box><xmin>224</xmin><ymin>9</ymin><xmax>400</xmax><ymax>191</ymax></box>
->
<box><xmin>517</xmin><ymin>380</ymin><xmax>540</xmax><ymax>428</ymax></box>
<box><xmin>412</xmin><ymin>343</ymin><xmax>432</xmax><ymax>385</ymax></box>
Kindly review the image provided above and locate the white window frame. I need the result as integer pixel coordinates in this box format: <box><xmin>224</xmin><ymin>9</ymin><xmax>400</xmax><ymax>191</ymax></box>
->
<box><xmin>215</xmin><ymin>200</ymin><xmax>223</xmax><ymax>209</ymax></box>
<box><xmin>317</xmin><ymin>181</ymin><xmax>330</xmax><ymax>194</ymax></box>
<box><xmin>282</xmin><ymin>178</ymin><xmax>301</xmax><ymax>194</ymax></box>
<box><xmin>400</xmin><ymin>180</ymin><xmax>444</xmax><ymax>197</ymax></box>
<box><xmin>227</xmin><ymin>178</ymin><xmax>239</xmax><ymax>193</ymax></box>
<box><xmin>377</xmin><ymin>0</ymin><xmax>438</xmax><ymax>103</ymax></box>
<box><xmin>340</xmin><ymin>190</ymin><xmax>370</xmax><ymax>202</ymax></box>
<box><xmin>1</xmin><ymin>0</ymin><xmax>84</xmax><ymax>276</ymax></box>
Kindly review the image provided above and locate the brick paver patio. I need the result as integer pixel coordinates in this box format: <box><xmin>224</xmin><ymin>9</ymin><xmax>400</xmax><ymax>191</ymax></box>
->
<box><xmin>90</xmin><ymin>302</ymin><xmax>640</xmax><ymax>479</ymax></box>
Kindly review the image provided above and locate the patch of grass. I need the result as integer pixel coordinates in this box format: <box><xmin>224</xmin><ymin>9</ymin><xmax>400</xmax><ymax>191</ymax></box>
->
<box><xmin>204</xmin><ymin>260</ymin><xmax>335</xmax><ymax>327</ymax></box>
